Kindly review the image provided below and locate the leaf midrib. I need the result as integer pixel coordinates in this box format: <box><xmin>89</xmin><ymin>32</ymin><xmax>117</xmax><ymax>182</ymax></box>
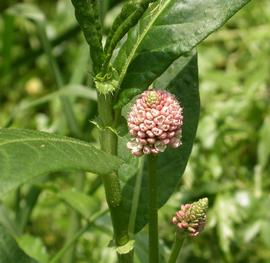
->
<box><xmin>0</xmin><ymin>137</ymin><xmax>93</xmax><ymax>148</ymax></box>
<box><xmin>118</xmin><ymin>0</ymin><xmax>171</xmax><ymax>86</ymax></box>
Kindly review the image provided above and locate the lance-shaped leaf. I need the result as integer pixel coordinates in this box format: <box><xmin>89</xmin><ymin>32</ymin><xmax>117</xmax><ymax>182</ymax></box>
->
<box><xmin>0</xmin><ymin>129</ymin><xmax>123</xmax><ymax>197</ymax></box>
<box><xmin>119</xmin><ymin>54</ymin><xmax>200</xmax><ymax>232</ymax></box>
<box><xmin>114</xmin><ymin>0</ymin><xmax>250</xmax><ymax>92</ymax></box>
<box><xmin>0</xmin><ymin>224</ymin><xmax>37</xmax><ymax>263</ymax></box>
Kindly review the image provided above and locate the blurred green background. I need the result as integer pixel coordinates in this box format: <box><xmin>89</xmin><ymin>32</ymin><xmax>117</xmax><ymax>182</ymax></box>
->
<box><xmin>0</xmin><ymin>0</ymin><xmax>270</xmax><ymax>262</ymax></box>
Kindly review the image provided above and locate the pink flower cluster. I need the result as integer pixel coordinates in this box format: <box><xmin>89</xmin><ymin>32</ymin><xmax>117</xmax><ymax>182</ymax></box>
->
<box><xmin>127</xmin><ymin>89</ymin><xmax>183</xmax><ymax>156</ymax></box>
<box><xmin>172</xmin><ymin>198</ymin><xmax>208</xmax><ymax>237</ymax></box>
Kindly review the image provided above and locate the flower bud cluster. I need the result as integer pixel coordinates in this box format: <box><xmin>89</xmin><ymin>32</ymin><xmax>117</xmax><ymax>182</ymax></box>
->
<box><xmin>127</xmin><ymin>90</ymin><xmax>183</xmax><ymax>156</ymax></box>
<box><xmin>172</xmin><ymin>198</ymin><xmax>208</xmax><ymax>237</ymax></box>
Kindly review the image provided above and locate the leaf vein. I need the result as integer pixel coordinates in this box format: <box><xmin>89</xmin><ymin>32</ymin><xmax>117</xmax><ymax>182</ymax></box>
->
<box><xmin>118</xmin><ymin>0</ymin><xmax>171</xmax><ymax>86</ymax></box>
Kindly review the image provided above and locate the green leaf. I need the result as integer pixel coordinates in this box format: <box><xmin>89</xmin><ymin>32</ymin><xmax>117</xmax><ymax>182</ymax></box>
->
<box><xmin>0</xmin><ymin>129</ymin><xmax>123</xmax><ymax>197</ymax></box>
<box><xmin>6</xmin><ymin>3</ymin><xmax>45</xmax><ymax>22</ymax></box>
<box><xmin>17</xmin><ymin>234</ymin><xmax>49</xmax><ymax>263</ymax></box>
<box><xmin>258</xmin><ymin>116</ymin><xmax>270</xmax><ymax>169</ymax></box>
<box><xmin>59</xmin><ymin>189</ymin><xmax>100</xmax><ymax>219</ymax></box>
<box><xmin>103</xmin><ymin>0</ymin><xmax>157</xmax><ymax>72</ymax></box>
<box><xmin>0</xmin><ymin>204</ymin><xmax>19</xmax><ymax>236</ymax></box>
<box><xmin>261</xmin><ymin>220</ymin><xmax>270</xmax><ymax>247</ymax></box>
<box><xmin>0</xmin><ymin>224</ymin><xmax>37</xmax><ymax>263</ymax></box>
<box><xmin>104</xmin><ymin>1</ymin><xmax>138</xmax><ymax>54</ymax></box>
<box><xmin>119</xmin><ymin>54</ymin><xmax>200</xmax><ymax>232</ymax></box>
<box><xmin>5</xmin><ymin>85</ymin><xmax>97</xmax><ymax>128</ymax></box>
<box><xmin>134</xmin><ymin>231</ymin><xmax>166</xmax><ymax>263</ymax></box>
<box><xmin>113</xmin><ymin>0</ymin><xmax>250</xmax><ymax>91</ymax></box>
<box><xmin>18</xmin><ymin>84</ymin><xmax>96</xmax><ymax>111</ymax></box>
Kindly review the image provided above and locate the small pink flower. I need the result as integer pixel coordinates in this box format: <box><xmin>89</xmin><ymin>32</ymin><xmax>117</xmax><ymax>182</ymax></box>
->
<box><xmin>127</xmin><ymin>89</ymin><xmax>183</xmax><ymax>156</ymax></box>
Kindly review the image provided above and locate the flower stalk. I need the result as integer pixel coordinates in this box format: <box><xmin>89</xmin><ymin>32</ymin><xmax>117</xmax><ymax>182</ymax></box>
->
<box><xmin>148</xmin><ymin>154</ymin><xmax>159</xmax><ymax>263</ymax></box>
<box><xmin>168</xmin><ymin>232</ymin><xmax>186</xmax><ymax>263</ymax></box>
<box><xmin>126</xmin><ymin>89</ymin><xmax>184</xmax><ymax>263</ymax></box>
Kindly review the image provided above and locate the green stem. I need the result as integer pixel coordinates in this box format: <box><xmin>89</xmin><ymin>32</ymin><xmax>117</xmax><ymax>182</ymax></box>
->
<box><xmin>148</xmin><ymin>154</ymin><xmax>159</xmax><ymax>263</ymax></box>
<box><xmin>97</xmin><ymin>93</ymin><xmax>133</xmax><ymax>262</ymax></box>
<box><xmin>49</xmin><ymin>209</ymin><xmax>108</xmax><ymax>263</ymax></box>
<box><xmin>168</xmin><ymin>233</ymin><xmax>186</xmax><ymax>263</ymax></box>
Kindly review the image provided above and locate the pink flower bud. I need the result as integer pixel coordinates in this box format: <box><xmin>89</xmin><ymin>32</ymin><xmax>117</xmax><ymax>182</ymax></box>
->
<box><xmin>172</xmin><ymin>198</ymin><xmax>208</xmax><ymax>237</ymax></box>
<box><xmin>127</xmin><ymin>89</ymin><xmax>183</xmax><ymax>156</ymax></box>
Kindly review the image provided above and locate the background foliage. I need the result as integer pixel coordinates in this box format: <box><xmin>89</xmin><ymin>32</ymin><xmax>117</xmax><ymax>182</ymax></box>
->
<box><xmin>0</xmin><ymin>0</ymin><xmax>269</xmax><ymax>262</ymax></box>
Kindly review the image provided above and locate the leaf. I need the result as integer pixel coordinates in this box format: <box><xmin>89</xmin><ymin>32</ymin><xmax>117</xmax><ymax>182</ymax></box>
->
<box><xmin>59</xmin><ymin>189</ymin><xmax>100</xmax><ymax>219</ymax></box>
<box><xmin>119</xmin><ymin>53</ymin><xmax>200</xmax><ymax>232</ymax></box>
<box><xmin>0</xmin><ymin>129</ymin><xmax>123</xmax><ymax>197</ymax></box>
<box><xmin>134</xmin><ymin>232</ymin><xmax>148</xmax><ymax>263</ymax></box>
<box><xmin>214</xmin><ymin>194</ymin><xmax>242</xmax><ymax>260</ymax></box>
<box><xmin>17</xmin><ymin>234</ymin><xmax>49</xmax><ymax>263</ymax></box>
<box><xmin>0</xmin><ymin>204</ymin><xmax>19</xmax><ymax>237</ymax></box>
<box><xmin>104</xmin><ymin>1</ymin><xmax>138</xmax><ymax>55</ymax></box>
<box><xmin>6</xmin><ymin>3</ymin><xmax>45</xmax><ymax>22</ymax></box>
<box><xmin>260</xmin><ymin>220</ymin><xmax>270</xmax><ymax>247</ymax></box>
<box><xmin>113</xmin><ymin>0</ymin><xmax>250</xmax><ymax>91</ymax></box>
<box><xmin>258</xmin><ymin>117</ymin><xmax>270</xmax><ymax>169</ymax></box>
<box><xmin>19</xmin><ymin>84</ymin><xmax>96</xmax><ymax>111</ymax></box>
<box><xmin>104</xmin><ymin>0</ymin><xmax>157</xmax><ymax>70</ymax></box>
<box><xmin>134</xmin><ymin>231</ymin><xmax>166</xmax><ymax>263</ymax></box>
<box><xmin>0</xmin><ymin>224</ymin><xmax>37</xmax><ymax>263</ymax></box>
<box><xmin>243</xmin><ymin>221</ymin><xmax>261</xmax><ymax>243</ymax></box>
<box><xmin>5</xmin><ymin>85</ymin><xmax>97</xmax><ymax>127</ymax></box>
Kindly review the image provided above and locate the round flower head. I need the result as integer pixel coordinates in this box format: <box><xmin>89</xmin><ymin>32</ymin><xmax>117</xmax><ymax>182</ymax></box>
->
<box><xmin>127</xmin><ymin>89</ymin><xmax>183</xmax><ymax>156</ymax></box>
<box><xmin>172</xmin><ymin>198</ymin><xmax>208</xmax><ymax>237</ymax></box>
